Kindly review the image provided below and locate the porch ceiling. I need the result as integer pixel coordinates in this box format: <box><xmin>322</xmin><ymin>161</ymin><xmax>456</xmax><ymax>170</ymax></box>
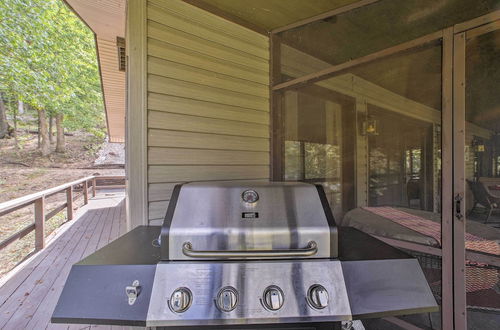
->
<box><xmin>64</xmin><ymin>0</ymin><xmax>126</xmax><ymax>143</ymax></box>
<box><xmin>198</xmin><ymin>0</ymin><xmax>362</xmax><ymax>31</ymax></box>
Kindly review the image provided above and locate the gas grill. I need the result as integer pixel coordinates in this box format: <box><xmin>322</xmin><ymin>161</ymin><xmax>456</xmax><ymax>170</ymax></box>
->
<box><xmin>52</xmin><ymin>181</ymin><xmax>438</xmax><ymax>329</ymax></box>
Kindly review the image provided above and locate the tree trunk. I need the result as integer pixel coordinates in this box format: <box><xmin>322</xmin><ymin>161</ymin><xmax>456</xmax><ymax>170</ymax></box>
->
<box><xmin>49</xmin><ymin>115</ymin><xmax>54</xmax><ymax>144</ymax></box>
<box><xmin>0</xmin><ymin>92</ymin><xmax>10</xmax><ymax>139</ymax></box>
<box><xmin>18</xmin><ymin>100</ymin><xmax>24</xmax><ymax>114</ymax></box>
<box><xmin>37</xmin><ymin>111</ymin><xmax>41</xmax><ymax>147</ymax></box>
<box><xmin>12</xmin><ymin>98</ymin><xmax>18</xmax><ymax>149</ymax></box>
<box><xmin>55</xmin><ymin>113</ymin><xmax>65</xmax><ymax>153</ymax></box>
<box><xmin>13</xmin><ymin>108</ymin><xmax>18</xmax><ymax>149</ymax></box>
<box><xmin>38</xmin><ymin>109</ymin><xmax>50</xmax><ymax>156</ymax></box>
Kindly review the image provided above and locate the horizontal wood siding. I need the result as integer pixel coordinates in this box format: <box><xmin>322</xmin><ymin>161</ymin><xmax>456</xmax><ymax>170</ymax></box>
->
<box><xmin>148</xmin><ymin>148</ymin><xmax>269</xmax><ymax>166</ymax></box>
<box><xmin>148</xmin><ymin>111</ymin><xmax>268</xmax><ymax>138</ymax></box>
<box><xmin>148</xmin><ymin>75</ymin><xmax>268</xmax><ymax>111</ymax></box>
<box><xmin>148</xmin><ymin>93</ymin><xmax>269</xmax><ymax>124</ymax></box>
<box><xmin>148</xmin><ymin>129</ymin><xmax>269</xmax><ymax>151</ymax></box>
<box><xmin>149</xmin><ymin>165</ymin><xmax>269</xmax><ymax>184</ymax></box>
<box><xmin>148</xmin><ymin>38</ymin><xmax>268</xmax><ymax>85</ymax></box>
<box><xmin>146</xmin><ymin>0</ymin><xmax>270</xmax><ymax>222</ymax></box>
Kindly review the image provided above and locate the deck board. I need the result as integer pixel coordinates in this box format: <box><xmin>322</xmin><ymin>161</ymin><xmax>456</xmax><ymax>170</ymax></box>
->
<box><xmin>0</xmin><ymin>190</ymin><xmax>126</xmax><ymax>330</ymax></box>
<box><xmin>27</xmin><ymin>205</ymin><xmax>108</xmax><ymax>329</ymax></box>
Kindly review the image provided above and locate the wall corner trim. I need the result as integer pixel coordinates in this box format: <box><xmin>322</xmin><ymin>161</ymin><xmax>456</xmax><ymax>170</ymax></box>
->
<box><xmin>125</xmin><ymin>0</ymin><xmax>148</xmax><ymax>230</ymax></box>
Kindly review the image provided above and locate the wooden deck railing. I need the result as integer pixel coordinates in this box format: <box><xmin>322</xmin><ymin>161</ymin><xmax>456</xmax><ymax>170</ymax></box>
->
<box><xmin>0</xmin><ymin>175</ymin><xmax>125</xmax><ymax>252</ymax></box>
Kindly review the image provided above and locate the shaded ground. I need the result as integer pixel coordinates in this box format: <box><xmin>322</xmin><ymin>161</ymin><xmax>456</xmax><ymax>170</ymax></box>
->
<box><xmin>0</xmin><ymin>130</ymin><xmax>105</xmax><ymax>169</ymax></box>
<box><xmin>0</xmin><ymin>130</ymin><xmax>124</xmax><ymax>278</ymax></box>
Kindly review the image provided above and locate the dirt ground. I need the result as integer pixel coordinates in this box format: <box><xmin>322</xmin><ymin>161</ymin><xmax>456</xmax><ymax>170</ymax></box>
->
<box><xmin>1</xmin><ymin>130</ymin><xmax>106</xmax><ymax>168</ymax></box>
<box><xmin>0</xmin><ymin>131</ymin><xmax>124</xmax><ymax>278</ymax></box>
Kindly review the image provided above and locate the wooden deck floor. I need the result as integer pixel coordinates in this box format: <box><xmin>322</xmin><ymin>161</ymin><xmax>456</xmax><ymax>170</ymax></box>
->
<box><xmin>0</xmin><ymin>190</ymin><xmax>128</xmax><ymax>330</ymax></box>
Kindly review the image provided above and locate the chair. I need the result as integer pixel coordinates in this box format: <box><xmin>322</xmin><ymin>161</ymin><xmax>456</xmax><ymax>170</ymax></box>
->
<box><xmin>467</xmin><ymin>179</ymin><xmax>500</xmax><ymax>223</ymax></box>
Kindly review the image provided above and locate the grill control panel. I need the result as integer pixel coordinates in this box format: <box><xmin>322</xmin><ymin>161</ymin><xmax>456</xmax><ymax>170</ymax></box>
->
<box><xmin>149</xmin><ymin>260</ymin><xmax>351</xmax><ymax>327</ymax></box>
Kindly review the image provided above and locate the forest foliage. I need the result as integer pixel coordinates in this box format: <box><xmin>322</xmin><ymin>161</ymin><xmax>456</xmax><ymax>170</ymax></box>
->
<box><xmin>0</xmin><ymin>0</ymin><xmax>105</xmax><ymax>154</ymax></box>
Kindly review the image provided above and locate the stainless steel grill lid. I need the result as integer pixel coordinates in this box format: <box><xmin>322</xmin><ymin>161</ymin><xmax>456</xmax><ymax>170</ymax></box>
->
<box><xmin>160</xmin><ymin>181</ymin><xmax>338</xmax><ymax>260</ymax></box>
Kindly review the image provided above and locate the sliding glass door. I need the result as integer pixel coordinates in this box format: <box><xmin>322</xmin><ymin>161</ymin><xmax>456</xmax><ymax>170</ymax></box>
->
<box><xmin>271</xmin><ymin>2</ymin><xmax>500</xmax><ymax>329</ymax></box>
<box><xmin>453</xmin><ymin>16</ymin><xmax>500</xmax><ymax>330</ymax></box>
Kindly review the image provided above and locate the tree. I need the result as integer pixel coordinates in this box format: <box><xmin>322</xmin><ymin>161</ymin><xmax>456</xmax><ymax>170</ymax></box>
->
<box><xmin>38</xmin><ymin>108</ymin><xmax>50</xmax><ymax>156</ymax></box>
<box><xmin>0</xmin><ymin>92</ymin><xmax>11</xmax><ymax>139</ymax></box>
<box><xmin>0</xmin><ymin>0</ymin><xmax>105</xmax><ymax>153</ymax></box>
<box><xmin>55</xmin><ymin>113</ymin><xmax>64</xmax><ymax>153</ymax></box>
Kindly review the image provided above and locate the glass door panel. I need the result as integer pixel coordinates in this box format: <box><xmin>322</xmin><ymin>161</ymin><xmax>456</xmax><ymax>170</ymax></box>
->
<box><xmin>462</xmin><ymin>25</ymin><xmax>500</xmax><ymax>329</ymax></box>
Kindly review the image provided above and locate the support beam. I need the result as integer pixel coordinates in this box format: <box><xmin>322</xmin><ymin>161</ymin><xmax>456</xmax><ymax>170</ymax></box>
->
<box><xmin>126</xmin><ymin>0</ymin><xmax>148</xmax><ymax>229</ymax></box>
<box><xmin>271</xmin><ymin>0</ymin><xmax>380</xmax><ymax>34</ymax></box>
<box><xmin>454</xmin><ymin>10</ymin><xmax>500</xmax><ymax>34</ymax></box>
<box><xmin>66</xmin><ymin>186</ymin><xmax>74</xmax><ymax>221</ymax></box>
<box><xmin>441</xmin><ymin>26</ymin><xmax>454</xmax><ymax>330</ymax></box>
<box><xmin>355</xmin><ymin>99</ymin><xmax>368</xmax><ymax>207</ymax></box>
<box><xmin>83</xmin><ymin>180</ymin><xmax>88</xmax><ymax>205</ymax></box>
<box><xmin>273</xmin><ymin>30</ymin><xmax>443</xmax><ymax>91</ymax></box>
<box><xmin>453</xmin><ymin>29</ymin><xmax>467</xmax><ymax>330</ymax></box>
<box><xmin>270</xmin><ymin>33</ymin><xmax>283</xmax><ymax>181</ymax></box>
<box><xmin>34</xmin><ymin>197</ymin><xmax>45</xmax><ymax>251</ymax></box>
<box><xmin>465</xmin><ymin>19</ymin><xmax>500</xmax><ymax>40</ymax></box>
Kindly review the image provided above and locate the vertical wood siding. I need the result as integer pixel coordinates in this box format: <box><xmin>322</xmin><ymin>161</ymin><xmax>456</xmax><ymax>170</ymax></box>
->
<box><xmin>146</xmin><ymin>0</ymin><xmax>270</xmax><ymax>223</ymax></box>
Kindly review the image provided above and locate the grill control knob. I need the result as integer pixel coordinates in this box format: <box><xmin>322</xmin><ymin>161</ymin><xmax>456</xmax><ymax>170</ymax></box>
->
<box><xmin>262</xmin><ymin>286</ymin><xmax>284</xmax><ymax>311</ymax></box>
<box><xmin>169</xmin><ymin>287</ymin><xmax>192</xmax><ymax>313</ymax></box>
<box><xmin>216</xmin><ymin>286</ymin><xmax>238</xmax><ymax>312</ymax></box>
<box><xmin>307</xmin><ymin>284</ymin><xmax>329</xmax><ymax>309</ymax></box>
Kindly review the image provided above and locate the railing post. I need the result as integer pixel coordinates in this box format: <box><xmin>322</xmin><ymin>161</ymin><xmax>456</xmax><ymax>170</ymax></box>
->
<box><xmin>83</xmin><ymin>180</ymin><xmax>89</xmax><ymax>205</ymax></box>
<box><xmin>34</xmin><ymin>197</ymin><xmax>45</xmax><ymax>251</ymax></box>
<box><xmin>66</xmin><ymin>186</ymin><xmax>74</xmax><ymax>220</ymax></box>
<box><xmin>92</xmin><ymin>177</ymin><xmax>97</xmax><ymax>197</ymax></box>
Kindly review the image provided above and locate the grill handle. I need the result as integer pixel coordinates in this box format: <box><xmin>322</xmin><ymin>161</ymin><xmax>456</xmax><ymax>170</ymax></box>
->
<box><xmin>182</xmin><ymin>241</ymin><xmax>318</xmax><ymax>258</ymax></box>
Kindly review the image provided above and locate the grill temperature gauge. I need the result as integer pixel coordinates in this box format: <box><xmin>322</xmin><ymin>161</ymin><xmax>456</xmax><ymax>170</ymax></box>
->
<box><xmin>242</xmin><ymin>190</ymin><xmax>259</xmax><ymax>203</ymax></box>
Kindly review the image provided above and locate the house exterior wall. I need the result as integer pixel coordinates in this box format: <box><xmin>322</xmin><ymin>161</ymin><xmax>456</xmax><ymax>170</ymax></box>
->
<box><xmin>143</xmin><ymin>0</ymin><xmax>270</xmax><ymax>224</ymax></box>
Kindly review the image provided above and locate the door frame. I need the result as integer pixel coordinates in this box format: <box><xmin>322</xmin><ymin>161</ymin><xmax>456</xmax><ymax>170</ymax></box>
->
<box><xmin>451</xmin><ymin>11</ymin><xmax>500</xmax><ymax>330</ymax></box>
